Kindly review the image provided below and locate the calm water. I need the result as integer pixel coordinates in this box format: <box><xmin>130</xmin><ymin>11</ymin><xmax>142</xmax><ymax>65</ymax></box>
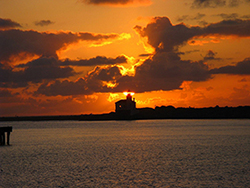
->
<box><xmin>0</xmin><ymin>120</ymin><xmax>249</xmax><ymax>187</ymax></box>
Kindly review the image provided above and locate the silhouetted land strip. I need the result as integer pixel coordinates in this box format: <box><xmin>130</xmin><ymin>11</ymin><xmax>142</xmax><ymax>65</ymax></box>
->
<box><xmin>1</xmin><ymin>106</ymin><xmax>250</xmax><ymax>121</ymax></box>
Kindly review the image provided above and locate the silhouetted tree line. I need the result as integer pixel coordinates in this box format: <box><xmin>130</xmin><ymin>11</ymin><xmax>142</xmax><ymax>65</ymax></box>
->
<box><xmin>133</xmin><ymin>105</ymin><xmax>250</xmax><ymax>120</ymax></box>
<box><xmin>0</xmin><ymin>106</ymin><xmax>250</xmax><ymax>121</ymax></box>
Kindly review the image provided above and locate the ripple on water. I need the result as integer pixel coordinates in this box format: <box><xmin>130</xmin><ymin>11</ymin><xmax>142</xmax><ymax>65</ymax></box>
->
<box><xmin>1</xmin><ymin>120</ymin><xmax>250</xmax><ymax>187</ymax></box>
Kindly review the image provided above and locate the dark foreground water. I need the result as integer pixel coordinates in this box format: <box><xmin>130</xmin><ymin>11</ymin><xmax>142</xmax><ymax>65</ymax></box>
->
<box><xmin>0</xmin><ymin>120</ymin><xmax>249</xmax><ymax>187</ymax></box>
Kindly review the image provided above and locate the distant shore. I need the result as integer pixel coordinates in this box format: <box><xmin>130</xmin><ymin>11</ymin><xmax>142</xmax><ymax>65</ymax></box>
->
<box><xmin>1</xmin><ymin>105</ymin><xmax>250</xmax><ymax>122</ymax></box>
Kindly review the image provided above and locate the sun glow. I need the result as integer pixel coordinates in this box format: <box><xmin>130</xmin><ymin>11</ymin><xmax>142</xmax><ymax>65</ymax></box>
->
<box><xmin>123</xmin><ymin>91</ymin><xmax>135</xmax><ymax>96</ymax></box>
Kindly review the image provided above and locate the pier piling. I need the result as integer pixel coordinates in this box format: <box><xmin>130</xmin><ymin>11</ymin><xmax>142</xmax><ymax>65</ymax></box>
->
<box><xmin>0</xmin><ymin>127</ymin><xmax>12</xmax><ymax>145</ymax></box>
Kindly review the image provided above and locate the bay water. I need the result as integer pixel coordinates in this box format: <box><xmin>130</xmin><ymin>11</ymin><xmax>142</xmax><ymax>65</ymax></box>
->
<box><xmin>1</xmin><ymin>120</ymin><xmax>249</xmax><ymax>187</ymax></box>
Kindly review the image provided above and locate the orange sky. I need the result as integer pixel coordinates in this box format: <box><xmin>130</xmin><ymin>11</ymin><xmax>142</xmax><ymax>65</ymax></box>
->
<box><xmin>1</xmin><ymin>0</ymin><xmax>250</xmax><ymax>116</ymax></box>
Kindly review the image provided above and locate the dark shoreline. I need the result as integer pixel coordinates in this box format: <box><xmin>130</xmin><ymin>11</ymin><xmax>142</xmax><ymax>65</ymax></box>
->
<box><xmin>1</xmin><ymin>105</ymin><xmax>250</xmax><ymax>121</ymax></box>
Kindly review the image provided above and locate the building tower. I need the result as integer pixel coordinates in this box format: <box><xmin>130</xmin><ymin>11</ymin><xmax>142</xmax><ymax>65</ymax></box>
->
<box><xmin>115</xmin><ymin>91</ymin><xmax>136</xmax><ymax>115</ymax></box>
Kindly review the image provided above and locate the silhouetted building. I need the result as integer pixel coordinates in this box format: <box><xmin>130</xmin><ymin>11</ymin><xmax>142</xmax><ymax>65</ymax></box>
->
<box><xmin>115</xmin><ymin>91</ymin><xmax>136</xmax><ymax>116</ymax></box>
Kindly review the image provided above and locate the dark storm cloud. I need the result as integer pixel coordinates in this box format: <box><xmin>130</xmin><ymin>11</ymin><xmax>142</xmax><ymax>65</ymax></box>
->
<box><xmin>106</xmin><ymin>52</ymin><xmax>211</xmax><ymax>93</ymax></box>
<box><xmin>1</xmin><ymin>55</ymin><xmax>127</xmax><ymax>88</ymax></box>
<box><xmin>36</xmin><ymin>52</ymin><xmax>211</xmax><ymax>96</ymax></box>
<box><xmin>227</xmin><ymin>0</ymin><xmax>241</xmax><ymax>7</ymax></box>
<box><xmin>0</xmin><ymin>56</ymin><xmax>77</xmax><ymax>88</ymax></box>
<box><xmin>37</xmin><ymin>53</ymin><xmax>250</xmax><ymax>97</ymax></box>
<box><xmin>60</xmin><ymin>55</ymin><xmax>127</xmax><ymax>66</ymax></box>
<box><xmin>36</xmin><ymin>66</ymin><xmax>123</xmax><ymax>96</ymax></box>
<box><xmin>191</xmin><ymin>0</ymin><xmax>250</xmax><ymax>8</ymax></box>
<box><xmin>129</xmin><ymin>52</ymin><xmax>211</xmax><ymax>92</ymax></box>
<box><xmin>203</xmin><ymin>50</ymin><xmax>221</xmax><ymax>61</ymax></box>
<box><xmin>36</xmin><ymin>66</ymin><xmax>130</xmax><ymax>96</ymax></box>
<box><xmin>210</xmin><ymin>58</ymin><xmax>250</xmax><ymax>75</ymax></box>
<box><xmin>176</xmin><ymin>13</ymin><xmax>206</xmax><ymax>22</ymax></box>
<box><xmin>134</xmin><ymin>17</ymin><xmax>202</xmax><ymax>52</ymax></box>
<box><xmin>0</xmin><ymin>18</ymin><xmax>21</xmax><ymax>29</ymax></box>
<box><xmin>191</xmin><ymin>0</ymin><xmax>226</xmax><ymax>8</ymax></box>
<box><xmin>0</xmin><ymin>29</ymin><xmax>120</xmax><ymax>62</ymax></box>
<box><xmin>134</xmin><ymin>17</ymin><xmax>250</xmax><ymax>52</ymax></box>
<box><xmin>215</xmin><ymin>13</ymin><xmax>239</xmax><ymax>19</ymax></box>
<box><xmin>138</xmin><ymin>53</ymin><xmax>153</xmax><ymax>57</ymax></box>
<box><xmin>35</xmin><ymin>20</ymin><xmax>55</xmax><ymax>27</ymax></box>
<box><xmin>82</xmin><ymin>0</ymin><xmax>150</xmax><ymax>5</ymax></box>
<box><xmin>215</xmin><ymin>13</ymin><xmax>250</xmax><ymax>19</ymax></box>
<box><xmin>87</xmin><ymin>66</ymin><xmax>123</xmax><ymax>82</ymax></box>
<box><xmin>241</xmin><ymin>15</ymin><xmax>250</xmax><ymax>19</ymax></box>
<box><xmin>36</xmin><ymin>17</ymin><xmax>250</xmax><ymax>96</ymax></box>
<box><xmin>37</xmin><ymin>79</ymin><xmax>92</xmax><ymax>96</ymax></box>
<box><xmin>204</xmin><ymin>19</ymin><xmax>250</xmax><ymax>36</ymax></box>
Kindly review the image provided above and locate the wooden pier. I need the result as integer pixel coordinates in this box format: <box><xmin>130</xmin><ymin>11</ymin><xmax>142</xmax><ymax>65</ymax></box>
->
<box><xmin>0</xmin><ymin>126</ymin><xmax>12</xmax><ymax>145</ymax></box>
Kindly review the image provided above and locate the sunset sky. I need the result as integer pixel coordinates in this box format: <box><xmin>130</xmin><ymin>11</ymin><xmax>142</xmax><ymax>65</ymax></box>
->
<box><xmin>1</xmin><ymin>0</ymin><xmax>250</xmax><ymax>116</ymax></box>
